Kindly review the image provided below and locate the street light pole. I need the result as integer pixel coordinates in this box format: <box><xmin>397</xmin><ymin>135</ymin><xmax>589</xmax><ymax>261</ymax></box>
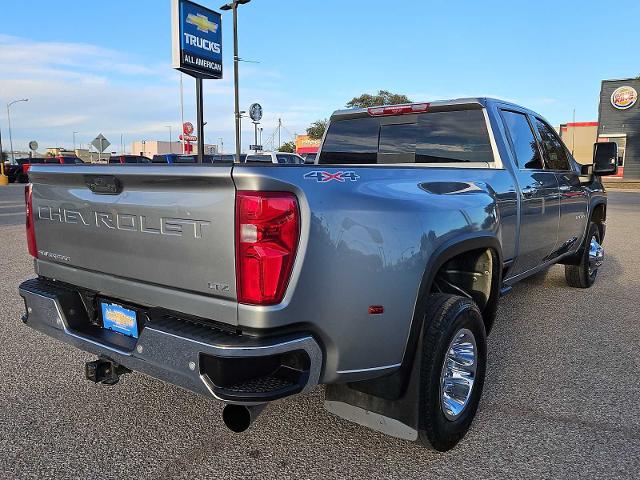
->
<box><xmin>221</xmin><ymin>0</ymin><xmax>251</xmax><ymax>163</ymax></box>
<box><xmin>73</xmin><ymin>131</ymin><xmax>78</xmax><ymax>152</ymax></box>
<box><xmin>7</xmin><ymin>98</ymin><xmax>28</xmax><ymax>163</ymax></box>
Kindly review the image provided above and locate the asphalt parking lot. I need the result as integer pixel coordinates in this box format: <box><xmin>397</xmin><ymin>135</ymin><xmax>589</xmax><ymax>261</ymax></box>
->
<box><xmin>1</xmin><ymin>188</ymin><xmax>639</xmax><ymax>480</ymax></box>
<box><xmin>0</xmin><ymin>184</ymin><xmax>24</xmax><ymax>227</ymax></box>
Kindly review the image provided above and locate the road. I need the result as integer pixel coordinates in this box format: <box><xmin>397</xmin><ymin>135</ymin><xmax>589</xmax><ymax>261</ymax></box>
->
<box><xmin>1</xmin><ymin>190</ymin><xmax>639</xmax><ymax>479</ymax></box>
<box><xmin>0</xmin><ymin>184</ymin><xmax>25</xmax><ymax>226</ymax></box>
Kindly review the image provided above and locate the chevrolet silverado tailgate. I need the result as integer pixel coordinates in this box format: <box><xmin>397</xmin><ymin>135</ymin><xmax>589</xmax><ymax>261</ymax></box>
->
<box><xmin>28</xmin><ymin>165</ymin><xmax>237</xmax><ymax>303</ymax></box>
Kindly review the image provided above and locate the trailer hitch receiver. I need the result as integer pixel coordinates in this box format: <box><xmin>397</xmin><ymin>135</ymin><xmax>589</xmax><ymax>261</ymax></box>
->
<box><xmin>85</xmin><ymin>358</ymin><xmax>131</xmax><ymax>386</ymax></box>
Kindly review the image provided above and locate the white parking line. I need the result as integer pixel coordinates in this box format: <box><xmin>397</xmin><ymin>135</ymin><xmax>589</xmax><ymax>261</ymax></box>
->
<box><xmin>0</xmin><ymin>204</ymin><xmax>23</xmax><ymax>209</ymax></box>
<box><xmin>0</xmin><ymin>212</ymin><xmax>23</xmax><ymax>217</ymax></box>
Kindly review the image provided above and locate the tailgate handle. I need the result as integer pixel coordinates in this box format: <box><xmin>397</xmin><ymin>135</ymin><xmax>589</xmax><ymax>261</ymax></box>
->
<box><xmin>85</xmin><ymin>175</ymin><xmax>122</xmax><ymax>195</ymax></box>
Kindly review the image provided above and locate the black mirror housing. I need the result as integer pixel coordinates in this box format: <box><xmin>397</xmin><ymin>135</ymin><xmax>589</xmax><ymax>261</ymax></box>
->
<box><xmin>593</xmin><ymin>142</ymin><xmax>618</xmax><ymax>176</ymax></box>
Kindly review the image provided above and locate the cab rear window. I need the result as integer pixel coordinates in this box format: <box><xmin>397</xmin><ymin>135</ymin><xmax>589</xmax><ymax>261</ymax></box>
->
<box><xmin>319</xmin><ymin>109</ymin><xmax>494</xmax><ymax>165</ymax></box>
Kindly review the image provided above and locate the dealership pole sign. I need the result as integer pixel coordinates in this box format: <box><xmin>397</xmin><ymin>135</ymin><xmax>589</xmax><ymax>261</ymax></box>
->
<box><xmin>172</xmin><ymin>0</ymin><xmax>223</xmax><ymax>79</ymax></box>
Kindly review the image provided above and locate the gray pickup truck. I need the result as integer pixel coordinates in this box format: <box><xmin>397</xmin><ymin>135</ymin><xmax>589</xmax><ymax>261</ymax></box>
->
<box><xmin>19</xmin><ymin>98</ymin><xmax>618</xmax><ymax>451</ymax></box>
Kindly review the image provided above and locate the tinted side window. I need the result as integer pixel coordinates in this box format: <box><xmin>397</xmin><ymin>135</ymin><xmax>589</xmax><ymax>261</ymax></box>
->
<box><xmin>501</xmin><ymin>111</ymin><xmax>543</xmax><ymax>169</ymax></box>
<box><xmin>534</xmin><ymin>118</ymin><xmax>570</xmax><ymax>171</ymax></box>
<box><xmin>319</xmin><ymin>117</ymin><xmax>379</xmax><ymax>164</ymax></box>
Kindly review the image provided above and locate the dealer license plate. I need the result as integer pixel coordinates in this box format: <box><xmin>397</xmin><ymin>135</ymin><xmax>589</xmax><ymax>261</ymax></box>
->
<box><xmin>101</xmin><ymin>302</ymin><xmax>139</xmax><ymax>338</ymax></box>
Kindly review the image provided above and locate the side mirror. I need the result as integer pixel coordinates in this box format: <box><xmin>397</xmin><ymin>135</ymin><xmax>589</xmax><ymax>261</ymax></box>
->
<box><xmin>593</xmin><ymin>142</ymin><xmax>618</xmax><ymax>176</ymax></box>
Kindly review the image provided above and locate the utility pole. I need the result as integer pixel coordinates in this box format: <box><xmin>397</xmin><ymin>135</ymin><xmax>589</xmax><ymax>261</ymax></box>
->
<box><xmin>278</xmin><ymin>118</ymin><xmax>282</xmax><ymax>149</ymax></box>
<box><xmin>219</xmin><ymin>137</ymin><xmax>224</xmax><ymax>154</ymax></box>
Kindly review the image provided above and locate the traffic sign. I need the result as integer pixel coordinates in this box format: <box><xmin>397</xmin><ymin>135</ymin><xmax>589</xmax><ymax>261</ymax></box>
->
<box><xmin>91</xmin><ymin>134</ymin><xmax>111</xmax><ymax>153</ymax></box>
<box><xmin>28</xmin><ymin>140</ymin><xmax>38</xmax><ymax>151</ymax></box>
<box><xmin>249</xmin><ymin>103</ymin><xmax>263</xmax><ymax>122</ymax></box>
<box><xmin>249</xmin><ymin>145</ymin><xmax>263</xmax><ymax>151</ymax></box>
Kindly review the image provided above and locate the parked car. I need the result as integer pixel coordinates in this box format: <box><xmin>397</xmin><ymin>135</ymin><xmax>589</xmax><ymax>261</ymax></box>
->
<box><xmin>13</xmin><ymin>156</ymin><xmax>84</xmax><ymax>182</ymax></box>
<box><xmin>19</xmin><ymin>98</ymin><xmax>617</xmax><ymax>451</ymax></box>
<box><xmin>151</xmin><ymin>153</ymin><xmax>218</xmax><ymax>164</ymax></box>
<box><xmin>109</xmin><ymin>155</ymin><xmax>151</xmax><ymax>164</ymax></box>
<box><xmin>245</xmin><ymin>152</ymin><xmax>305</xmax><ymax>164</ymax></box>
<box><xmin>301</xmin><ymin>152</ymin><xmax>317</xmax><ymax>164</ymax></box>
<box><xmin>4</xmin><ymin>159</ymin><xmax>28</xmax><ymax>183</ymax></box>
<box><xmin>211</xmin><ymin>154</ymin><xmax>247</xmax><ymax>162</ymax></box>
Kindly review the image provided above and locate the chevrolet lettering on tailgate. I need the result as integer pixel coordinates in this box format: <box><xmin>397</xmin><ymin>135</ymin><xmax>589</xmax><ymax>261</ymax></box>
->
<box><xmin>38</xmin><ymin>206</ymin><xmax>210</xmax><ymax>239</ymax></box>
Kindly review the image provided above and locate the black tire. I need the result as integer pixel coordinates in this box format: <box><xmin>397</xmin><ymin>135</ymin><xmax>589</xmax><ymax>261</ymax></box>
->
<box><xmin>418</xmin><ymin>294</ymin><xmax>487</xmax><ymax>452</ymax></box>
<box><xmin>565</xmin><ymin>222</ymin><xmax>601</xmax><ymax>288</ymax></box>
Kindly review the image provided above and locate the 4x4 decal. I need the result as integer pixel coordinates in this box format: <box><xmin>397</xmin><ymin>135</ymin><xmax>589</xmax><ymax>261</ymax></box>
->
<box><xmin>304</xmin><ymin>171</ymin><xmax>360</xmax><ymax>183</ymax></box>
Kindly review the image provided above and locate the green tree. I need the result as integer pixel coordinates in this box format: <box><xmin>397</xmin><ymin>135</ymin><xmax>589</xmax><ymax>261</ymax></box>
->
<box><xmin>346</xmin><ymin>90</ymin><xmax>412</xmax><ymax>109</ymax></box>
<box><xmin>278</xmin><ymin>141</ymin><xmax>296</xmax><ymax>153</ymax></box>
<box><xmin>306</xmin><ymin>119</ymin><xmax>328</xmax><ymax>140</ymax></box>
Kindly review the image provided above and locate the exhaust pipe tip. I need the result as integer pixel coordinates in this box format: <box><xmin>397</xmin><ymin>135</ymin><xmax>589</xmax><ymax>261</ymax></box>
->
<box><xmin>222</xmin><ymin>403</ymin><xmax>267</xmax><ymax>433</ymax></box>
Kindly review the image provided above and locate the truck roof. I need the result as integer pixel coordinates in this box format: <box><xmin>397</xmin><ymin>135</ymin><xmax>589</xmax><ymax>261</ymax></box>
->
<box><xmin>330</xmin><ymin>97</ymin><xmax>539</xmax><ymax>121</ymax></box>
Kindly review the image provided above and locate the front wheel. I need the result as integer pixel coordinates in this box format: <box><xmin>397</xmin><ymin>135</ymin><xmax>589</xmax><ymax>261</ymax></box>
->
<box><xmin>418</xmin><ymin>294</ymin><xmax>487</xmax><ymax>451</ymax></box>
<box><xmin>565</xmin><ymin>222</ymin><xmax>603</xmax><ymax>288</ymax></box>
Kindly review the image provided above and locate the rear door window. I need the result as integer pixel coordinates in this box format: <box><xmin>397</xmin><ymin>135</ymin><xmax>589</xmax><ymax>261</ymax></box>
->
<box><xmin>534</xmin><ymin>118</ymin><xmax>571</xmax><ymax>171</ymax></box>
<box><xmin>319</xmin><ymin>110</ymin><xmax>493</xmax><ymax>164</ymax></box>
<box><xmin>501</xmin><ymin>110</ymin><xmax>543</xmax><ymax>169</ymax></box>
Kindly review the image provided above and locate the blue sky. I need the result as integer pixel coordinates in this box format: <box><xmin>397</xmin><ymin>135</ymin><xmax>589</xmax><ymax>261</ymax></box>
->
<box><xmin>1</xmin><ymin>0</ymin><xmax>639</xmax><ymax>153</ymax></box>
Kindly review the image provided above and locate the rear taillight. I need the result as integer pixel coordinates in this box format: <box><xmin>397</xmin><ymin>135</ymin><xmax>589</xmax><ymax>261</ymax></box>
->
<box><xmin>235</xmin><ymin>191</ymin><xmax>300</xmax><ymax>305</ymax></box>
<box><xmin>368</xmin><ymin>103</ymin><xmax>430</xmax><ymax>116</ymax></box>
<box><xmin>23</xmin><ymin>164</ymin><xmax>31</xmax><ymax>174</ymax></box>
<box><xmin>25</xmin><ymin>184</ymin><xmax>37</xmax><ymax>258</ymax></box>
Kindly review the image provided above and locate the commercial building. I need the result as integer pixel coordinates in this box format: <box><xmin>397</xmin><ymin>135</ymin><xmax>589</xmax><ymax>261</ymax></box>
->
<box><xmin>131</xmin><ymin>140</ymin><xmax>218</xmax><ymax>158</ymax></box>
<box><xmin>596</xmin><ymin>78</ymin><xmax>639</xmax><ymax>180</ymax></box>
<box><xmin>295</xmin><ymin>135</ymin><xmax>321</xmax><ymax>156</ymax></box>
<box><xmin>558</xmin><ymin>122</ymin><xmax>598</xmax><ymax>166</ymax></box>
<box><xmin>559</xmin><ymin>78</ymin><xmax>639</xmax><ymax>181</ymax></box>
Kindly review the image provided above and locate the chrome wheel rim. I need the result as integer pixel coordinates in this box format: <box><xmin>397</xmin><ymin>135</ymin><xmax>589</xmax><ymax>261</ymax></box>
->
<box><xmin>440</xmin><ymin>328</ymin><xmax>477</xmax><ymax>421</ymax></box>
<box><xmin>588</xmin><ymin>235</ymin><xmax>604</xmax><ymax>275</ymax></box>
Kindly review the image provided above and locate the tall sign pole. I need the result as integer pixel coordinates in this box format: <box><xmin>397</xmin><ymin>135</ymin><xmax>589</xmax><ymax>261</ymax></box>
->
<box><xmin>196</xmin><ymin>77</ymin><xmax>205</xmax><ymax>163</ymax></box>
<box><xmin>221</xmin><ymin>0</ymin><xmax>252</xmax><ymax>162</ymax></box>
<box><xmin>232</xmin><ymin>3</ymin><xmax>241</xmax><ymax>163</ymax></box>
<box><xmin>172</xmin><ymin>0</ymin><xmax>223</xmax><ymax>163</ymax></box>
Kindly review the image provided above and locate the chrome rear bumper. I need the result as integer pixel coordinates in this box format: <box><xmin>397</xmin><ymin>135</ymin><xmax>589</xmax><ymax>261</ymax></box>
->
<box><xmin>19</xmin><ymin>278</ymin><xmax>322</xmax><ymax>404</ymax></box>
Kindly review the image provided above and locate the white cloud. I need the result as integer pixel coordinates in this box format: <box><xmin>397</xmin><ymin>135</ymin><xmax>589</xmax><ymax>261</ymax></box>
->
<box><xmin>0</xmin><ymin>35</ymin><xmax>327</xmax><ymax>153</ymax></box>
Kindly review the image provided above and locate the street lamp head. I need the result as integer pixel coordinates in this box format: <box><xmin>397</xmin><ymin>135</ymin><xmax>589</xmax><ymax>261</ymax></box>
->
<box><xmin>220</xmin><ymin>0</ymin><xmax>250</xmax><ymax>10</ymax></box>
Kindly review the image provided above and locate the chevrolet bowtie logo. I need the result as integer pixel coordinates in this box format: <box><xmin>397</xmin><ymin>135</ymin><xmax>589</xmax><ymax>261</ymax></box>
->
<box><xmin>186</xmin><ymin>13</ymin><xmax>218</xmax><ymax>34</ymax></box>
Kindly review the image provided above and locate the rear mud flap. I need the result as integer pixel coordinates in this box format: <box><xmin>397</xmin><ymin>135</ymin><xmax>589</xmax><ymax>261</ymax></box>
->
<box><xmin>324</xmin><ymin>335</ymin><xmax>425</xmax><ymax>441</ymax></box>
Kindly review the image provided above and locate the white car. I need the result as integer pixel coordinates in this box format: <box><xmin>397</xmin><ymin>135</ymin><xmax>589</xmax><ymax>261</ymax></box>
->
<box><xmin>245</xmin><ymin>152</ymin><xmax>305</xmax><ymax>164</ymax></box>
